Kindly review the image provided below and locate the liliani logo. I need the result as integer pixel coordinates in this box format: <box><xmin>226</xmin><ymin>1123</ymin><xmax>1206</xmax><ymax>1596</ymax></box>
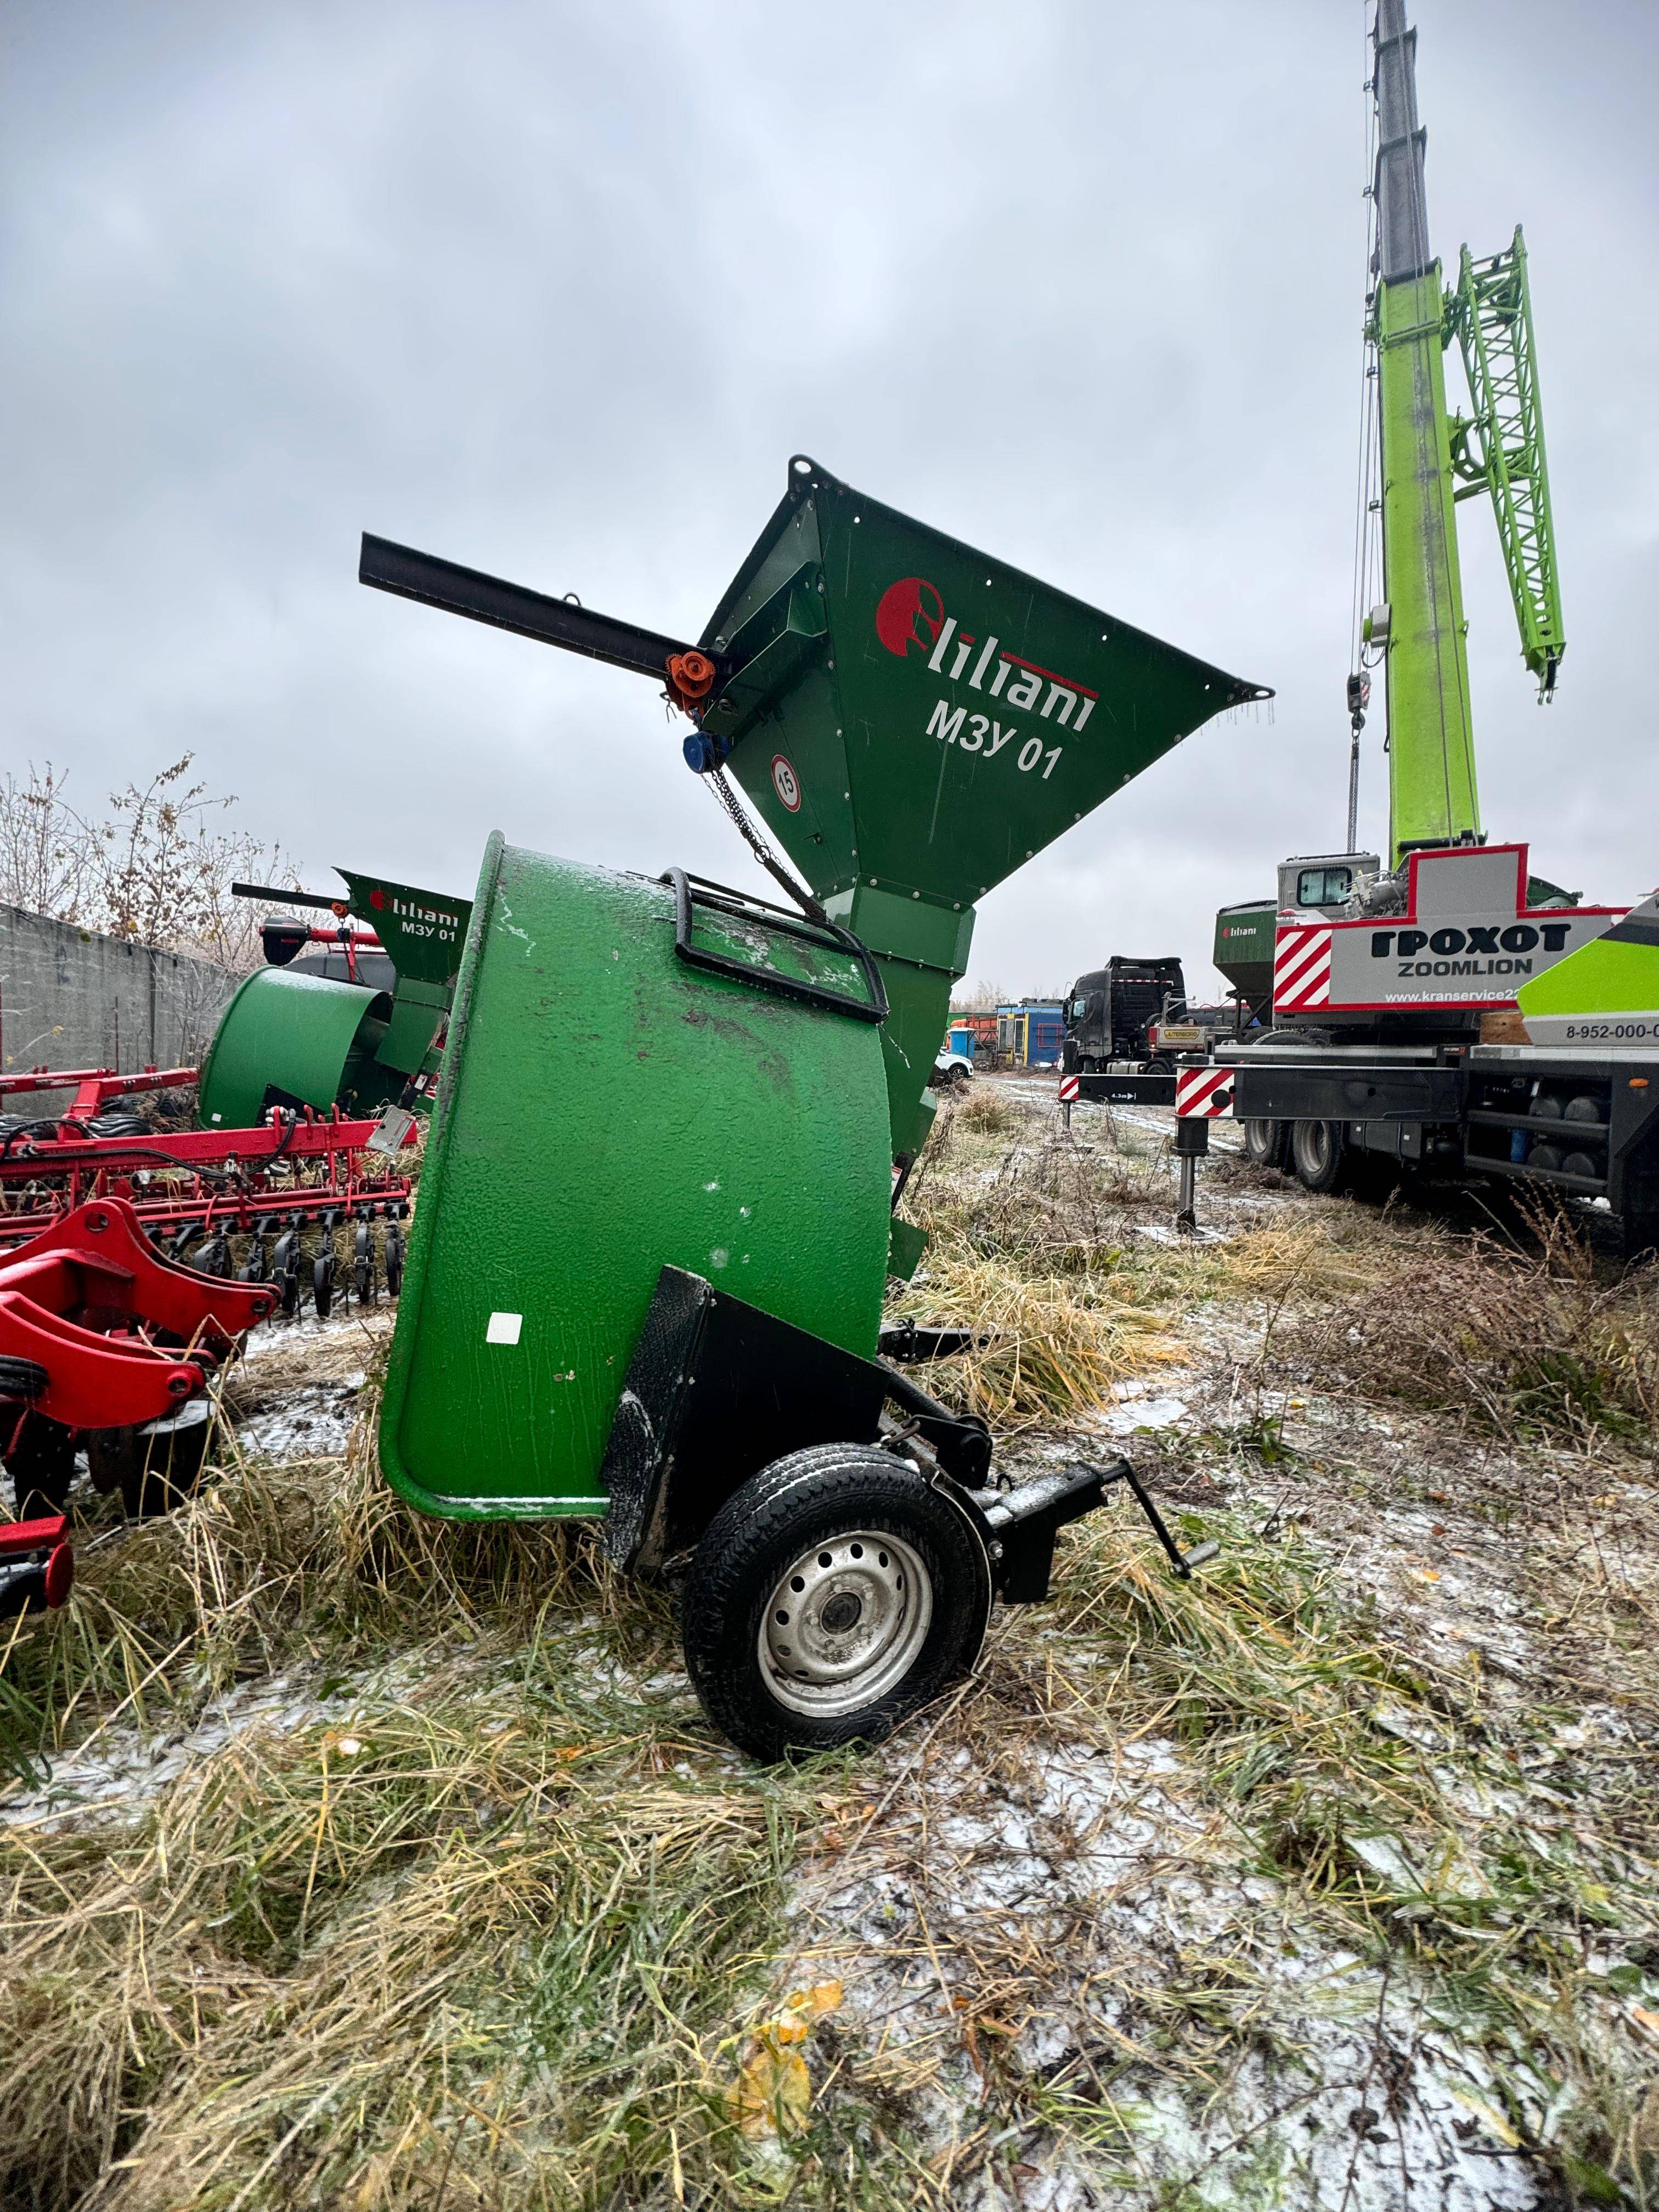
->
<box><xmin>873</xmin><ymin>575</ymin><xmax>1098</xmax><ymax>732</ymax></box>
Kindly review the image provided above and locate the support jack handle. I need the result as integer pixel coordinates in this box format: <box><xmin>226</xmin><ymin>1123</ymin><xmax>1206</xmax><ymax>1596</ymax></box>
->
<box><xmin>1098</xmin><ymin>1460</ymin><xmax>1220</xmax><ymax>1579</ymax></box>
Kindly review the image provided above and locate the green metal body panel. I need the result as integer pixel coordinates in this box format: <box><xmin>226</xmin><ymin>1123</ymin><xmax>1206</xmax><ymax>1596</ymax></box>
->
<box><xmin>196</xmin><ymin>967</ymin><xmax>398</xmax><ymax>1128</ymax></box>
<box><xmin>692</xmin><ymin>461</ymin><xmax>1266</xmax><ymax>1153</ymax></box>
<box><xmin>378</xmin><ymin>837</ymin><xmax>892</xmax><ymax>1520</ymax></box>
<box><xmin>1212</xmin><ymin>900</ymin><xmax>1277</xmax><ymax>1007</ymax></box>
<box><xmin>373</xmin><ymin>979</ymin><xmax>451</xmax><ymax>1081</ymax></box>
<box><xmin>1517</xmin><ymin>896</ymin><xmax>1659</xmax><ymax>1046</ymax></box>
<box><xmin>1375</xmin><ymin>266</ymin><xmax>1480</xmax><ymax>864</ymax></box>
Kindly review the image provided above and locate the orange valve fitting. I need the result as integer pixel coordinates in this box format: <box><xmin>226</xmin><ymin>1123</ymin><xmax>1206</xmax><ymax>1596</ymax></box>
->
<box><xmin>667</xmin><ymin>650</ymin><xmax>718</xmax><ymax>713</ymax></box>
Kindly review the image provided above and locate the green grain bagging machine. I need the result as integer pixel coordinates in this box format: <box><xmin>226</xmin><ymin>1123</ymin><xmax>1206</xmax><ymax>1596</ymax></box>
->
<box><xmin>197</xmin><ymin>868</ymin><xmax>470</xmax><ymax>1128</ymax></box>
<box><xmin>361</xmin><ymin>456</ymin><xmax>1263</xmax><ymax>1759</ymax></box>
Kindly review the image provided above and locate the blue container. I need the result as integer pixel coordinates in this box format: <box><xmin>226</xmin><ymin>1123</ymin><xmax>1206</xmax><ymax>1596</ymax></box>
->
<box><xmin>1011</xmin><ymin>1003</ymin><xmax>1064</xmax><ymax>1066</ymax></box>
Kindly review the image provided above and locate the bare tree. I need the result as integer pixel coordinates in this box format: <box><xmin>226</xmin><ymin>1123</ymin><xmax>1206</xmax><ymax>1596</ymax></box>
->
<box><xmin>0</xmin><ymin>755</ymin><xmax>302</xmax><ymax>971</ymax></box>
<box><xmin>0</xmin><ymin>762</ymin><xmax>92</xmax><ymax>921</ymax></box>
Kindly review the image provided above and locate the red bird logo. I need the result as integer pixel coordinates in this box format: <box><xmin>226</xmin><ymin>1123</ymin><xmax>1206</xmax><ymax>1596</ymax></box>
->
<box><xmin>874</xmin><ymin>577</ymin><xmax>944</xmax><ymax>659</ymax></box>
<box><xmin>369</xmin><ymin>887</ymin><xmax>387</xmax><ymax>911</ymax></box>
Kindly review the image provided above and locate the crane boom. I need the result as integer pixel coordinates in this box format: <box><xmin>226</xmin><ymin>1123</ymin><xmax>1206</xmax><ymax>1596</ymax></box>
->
<box><xmin>1371</xmin><ymin>0</ymin><xmax>1481</xmax><ymax>864</ymax></box>
<box><xmin>1448</xmin><ymin>229</ymin><xmax>1566</xmax><ymax>699</ymax></box>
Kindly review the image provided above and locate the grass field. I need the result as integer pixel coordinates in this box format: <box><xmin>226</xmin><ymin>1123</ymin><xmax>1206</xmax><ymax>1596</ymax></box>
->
<box><xmin>3</xmin><ymin>1081</ymin><xmax>1655</xmax><ymax>2209</ymax></box>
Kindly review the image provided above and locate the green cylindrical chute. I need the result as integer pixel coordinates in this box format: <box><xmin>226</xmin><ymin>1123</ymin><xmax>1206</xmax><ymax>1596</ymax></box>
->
<box><xmin>197</xmin><ymin>967</ymin><xmax>400</xmax><ymax>1128</ymax></box>
<box><xmin>379</xmin><ymin>839</ymin><xmax>893</xmax><ymax>1519</ymax></box>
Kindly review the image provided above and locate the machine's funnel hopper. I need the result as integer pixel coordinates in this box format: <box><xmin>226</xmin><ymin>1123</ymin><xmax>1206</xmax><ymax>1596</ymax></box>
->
<box><xmin>701</xmin><ymin>458</ymin><xmax>1266</xmax><ymax>915</ymax></box>
<box><xmin>356</xmin><ymin>455</ymin><xmax>1269</xmax><ymax>1155</ymax></box>
<box><xmin>695</xmin><ymin>458</ymin><xmax>1268</xmax><ymax>1145</ymax></box>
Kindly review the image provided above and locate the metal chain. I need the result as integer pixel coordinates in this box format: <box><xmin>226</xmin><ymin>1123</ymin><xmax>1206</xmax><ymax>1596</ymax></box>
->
<box><xmin>703</xmin><ymin>764</ymin><xmax>830</xmax><ymax>927</ymax></box>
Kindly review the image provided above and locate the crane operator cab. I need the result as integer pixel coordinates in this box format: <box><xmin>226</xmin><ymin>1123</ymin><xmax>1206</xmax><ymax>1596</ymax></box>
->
<box><xmin>1277</xmin><ymin>853</ymin><xmax>1381</xmax><ymax>921</ymax></box>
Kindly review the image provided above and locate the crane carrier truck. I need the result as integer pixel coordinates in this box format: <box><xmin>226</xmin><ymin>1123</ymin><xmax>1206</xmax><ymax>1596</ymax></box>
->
<box><xmin>1084</xmin><ymin>0</ymin><xmax>1659</xmax><ymax>1256</ymax></box>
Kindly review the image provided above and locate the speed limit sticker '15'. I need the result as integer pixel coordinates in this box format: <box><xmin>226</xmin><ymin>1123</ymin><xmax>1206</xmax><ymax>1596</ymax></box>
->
<box><xmin>771</xmin><ymin>755</ymin><xmax>801</xmax><ymax>812</ymax></box>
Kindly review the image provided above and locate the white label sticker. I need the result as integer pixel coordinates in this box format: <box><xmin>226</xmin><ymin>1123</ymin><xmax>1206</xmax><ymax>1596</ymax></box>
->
<box><xmin>486</xmin><ymin>1311</ymin><xmax>523</xmax><ymax>1345</ymax></box>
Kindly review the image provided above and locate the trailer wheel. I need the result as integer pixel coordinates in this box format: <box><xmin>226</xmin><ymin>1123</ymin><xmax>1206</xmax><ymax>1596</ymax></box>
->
<box><xmin>1291</xmin><ymin>1118</ymin><xmax>1346</xmax><ymax>1194</ymax></box>
<box><xmin>313</xmin><ymin>1248</ymin><xmax>335</xmax><ymax>1320</ymax></box>
<box><xmin>681</xmin><ymin>1445</ymin><xmax>991</xmax><ymax>1763</ymax></box>
<box><xmin>1243</xmin><ymin>1119</ymin><xmax>1285</xmax><ymax>1170</ymax></box>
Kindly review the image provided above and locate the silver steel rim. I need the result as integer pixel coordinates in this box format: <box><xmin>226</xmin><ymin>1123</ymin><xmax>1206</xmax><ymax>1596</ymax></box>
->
<box><xmin>759</xmin><ymin>1528</ymin><xmax>934</xmax><ymax>1718</ymax></box>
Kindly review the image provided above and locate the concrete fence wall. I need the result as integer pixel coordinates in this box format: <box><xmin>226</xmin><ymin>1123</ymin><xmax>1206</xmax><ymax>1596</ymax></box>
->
<box><xmin>1</xmin><ymin>903</ymin><xmax>239</xmax><ymax>1088</ymax></box>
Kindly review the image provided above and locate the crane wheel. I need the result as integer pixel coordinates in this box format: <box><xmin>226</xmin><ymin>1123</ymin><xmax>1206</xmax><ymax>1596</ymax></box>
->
<box><xmin>1291</xmin><ymin>1119</ymin><xmax>1346</xmax><ymax>1194</ymax></box>
<box><xmin>1243</xmin><ymin>1119</ymin><xmax>1286</xmax><ymax>1170</ymax></box>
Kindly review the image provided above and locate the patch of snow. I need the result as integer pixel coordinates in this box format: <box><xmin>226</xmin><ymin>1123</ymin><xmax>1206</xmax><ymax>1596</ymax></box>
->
<box><xmin>782</xmin><ymin>1737</ymin><xmax>1544</xmax><ymax>2210</ymax></box>
<box><xmin>236</xmin><ymin>1376</ymin><xmax>365</xmax><ymax>1462</ymax></box>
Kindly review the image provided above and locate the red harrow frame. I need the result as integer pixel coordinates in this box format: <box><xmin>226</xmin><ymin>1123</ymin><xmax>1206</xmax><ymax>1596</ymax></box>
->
<box><xmin>0</xmin><ymin>1066</ymin><xmax>414</xmax><ymax>1306</ymax></box>
<box><xmin>1</xmin><ymin>1070</ymin><xmax>418</xmax><ymax>1586</ymax></box>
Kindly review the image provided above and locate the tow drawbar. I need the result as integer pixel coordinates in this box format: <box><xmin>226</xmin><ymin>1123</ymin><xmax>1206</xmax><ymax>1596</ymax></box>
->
<box><xmin>966</xmin><ymin>1457</ymin><xmax>1218</xmax><ymax>1599</ymax></box>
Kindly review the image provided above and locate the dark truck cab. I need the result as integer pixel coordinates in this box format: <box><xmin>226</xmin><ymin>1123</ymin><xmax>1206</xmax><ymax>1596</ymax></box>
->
<box><xmin>1063</xmin><ymin>958</ymin><xmax>1186</xmax><ymax>1073</ymax></box>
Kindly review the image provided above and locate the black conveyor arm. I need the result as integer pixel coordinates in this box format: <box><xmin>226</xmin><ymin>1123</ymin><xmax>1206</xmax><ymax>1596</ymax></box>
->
<box><xmin>358</xmin><ymin>534</ymin><xmax>730</xmax><ymax>687</ymax></box>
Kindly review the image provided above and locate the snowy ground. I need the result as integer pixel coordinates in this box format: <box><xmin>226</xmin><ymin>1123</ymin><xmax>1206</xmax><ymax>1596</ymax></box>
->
<box><xmin>3</xmin><ymin>1080</ymin><xmax>1655</xmax><ymax>2209</ymax></box>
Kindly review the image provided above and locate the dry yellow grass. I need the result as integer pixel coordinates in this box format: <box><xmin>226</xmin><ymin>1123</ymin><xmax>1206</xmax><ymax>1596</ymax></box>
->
<box><xmin>891</xmin><ymin>1243</ymin><xmax>1182</xmax><ymax>1426</ymax></box>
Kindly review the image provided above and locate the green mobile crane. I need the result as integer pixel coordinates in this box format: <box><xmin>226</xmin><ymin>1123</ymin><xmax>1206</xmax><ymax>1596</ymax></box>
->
<box><xmin>1366</xmin><ymin>0</ymin><xmax>1563</xmax><ymax>865</ymax></box>
<box><xmin>1212</xmin><ymin>0</ymin><xmax>1597</xmax><ymax>1041</ymax></box>
<box><xmin>1190</xmin><ymin>0</ymin><xmax>1659</xmax><ymax>1252</ymax></box>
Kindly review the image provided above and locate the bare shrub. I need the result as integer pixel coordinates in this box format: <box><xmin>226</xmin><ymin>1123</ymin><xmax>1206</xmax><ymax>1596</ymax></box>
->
<box><xmin>1272</xmin><ymin>1205</ymin><xmax>1659</xmax><ymax>1450</ymax></box>
<box><xmin>0</xmin><ymin>755</ymin><xmax>301</xmax><ymax>970</ymax></box>
<box><xmin>0</xmin><ymin>763</ymin><xmax>93</xmax><ymax>922</ymax></box>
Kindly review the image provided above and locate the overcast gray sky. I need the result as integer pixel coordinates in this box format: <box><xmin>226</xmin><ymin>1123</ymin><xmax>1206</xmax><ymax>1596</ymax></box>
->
<box><xmin>5</xmin><ymin>0</ymin><xmax>1656</xmax><ymax>1000</ymax></box>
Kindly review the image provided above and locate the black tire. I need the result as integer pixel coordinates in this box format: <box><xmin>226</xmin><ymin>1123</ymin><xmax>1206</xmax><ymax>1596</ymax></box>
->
<box><xmin>1527</xmin><ymin>1142</ymin><xmax>1564</xmax><ymax>1175</ymax></box>
<box><xmin>1243</xmin><ymin>1119</ymin><xmax>1285</xmax><ymax>1170</ymax></box>
<box><xmin>313</xmin><ymin>1250</ymin><xmax>335</xmax><ymax>1320</ymax></box>
<box><xmin>384</xmin><ymin>1226</ymin><xmax>405</xmax><ymax>1297</ymax></box>
<box><xmin>1291</xmin><ymin>1118</ymin><xmax>1346</xmax><ymax>1194</ymax></box>
<box><xmin>0</xmin><ymin>1355</ymin><xmax>49</xmax><ymax>1402</ymax></box>
<box><xmin>87</xmin><ymin>1426</ymin><xmax>140</xmax><ymax>1498</ymax></box>
<box><xmin>4</xmin><ymin>1412</ymin><xmax>76</xmax><ymax>1520</ymax></box>
<box><xmin>681</xmin><ymin>1445</ymin><xmax>992</xmax><ymax>1764</ymax></box>
<box><xmin>122</xmin><ymin>1409</ymin><xmax>217</xmax><ymax>1518</ymax></box>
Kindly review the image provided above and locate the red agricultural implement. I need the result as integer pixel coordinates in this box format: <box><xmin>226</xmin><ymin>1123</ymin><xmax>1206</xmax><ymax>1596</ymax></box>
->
<box><xmin>1</xmin><ymin>1194</ymin><xmax>277</xmax><ymax>1534</ymax></box>
<box><xmin>0</xmin><ymin>1066</ymin><xmax>414</xmax><ymax>1316</ymax></box>
<box><xmin>0</xmin><ymin>1513</ymin><xmax>72</xmax><ymax>1620</ymax></box>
